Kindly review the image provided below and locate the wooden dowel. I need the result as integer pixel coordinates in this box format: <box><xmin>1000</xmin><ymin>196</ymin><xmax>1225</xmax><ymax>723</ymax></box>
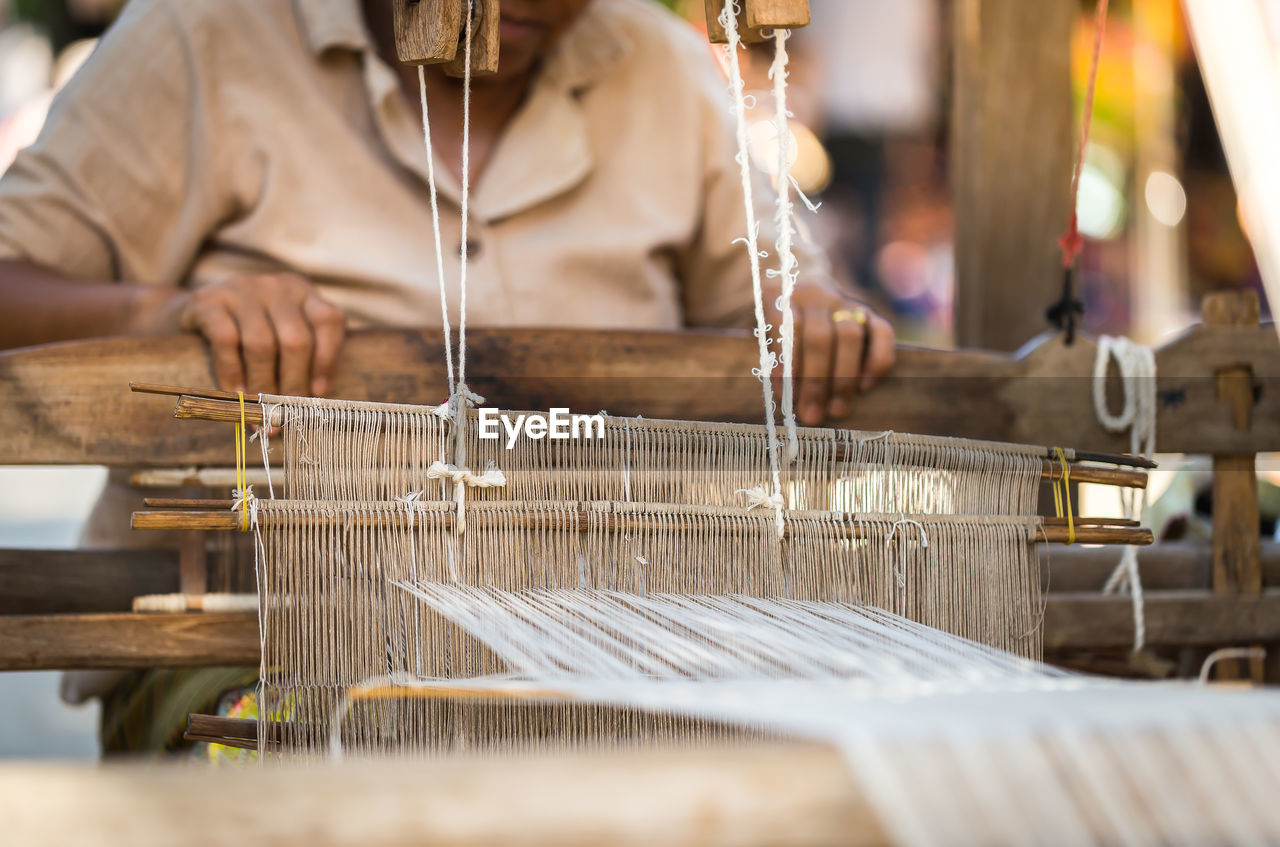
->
<box><xmin>1042</xmin><ymin>463</ymin><xmax>1146</xmax><ymax>489</ymax></box>
<box><xmin>188</xmin><ymin>713</ymin><xmax>257</xmax><ymax>742</ymax></box>
<box><xmin>138</xmin><ymin>383</ymin><xmax>1160</xmax><ymax>473</ymax></box>
<box><xmin>131</xmin><ymin>468</ymin><xmax>277</xmax><ymax>489</ymax></box>
<box><xmin>1070</xmin><ymin>450</ymin><xmax>1158</xmax><ymax>470</ymax></box>
<box><xmin>143</xmin><ymin>498</ymin><xmax>236</xmax><ymax>509</ymax></box>
<box><xmin>142</xmin><ymin>498</ymin><xmax>1138</xmax><ymax>529</ymax></box>
<box><xmin>167</xmin><ymin>395</ymin><xmax>1148</xmax><ymax>490</ymax></box>
<box><xmin>131</xmin><ymin>382</ymin><xmax>255</xmax><ymax>402</ymax></box>
<box><xmin>131</xmin><ymin>508</ymin><xmax>1153</xmax><ymax>546</ymax></box>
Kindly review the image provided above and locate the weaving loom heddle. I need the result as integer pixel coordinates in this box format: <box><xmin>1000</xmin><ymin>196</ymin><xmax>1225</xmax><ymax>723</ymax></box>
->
<box><xmin>123</xmin><ymin>380</ymin><xmax>1280</xmax><ymax>847</ymax></box>
<box><xmin>127</xmin><ymin>382</ymin><xmax>1255</xmax><ymax>847</ymax></box>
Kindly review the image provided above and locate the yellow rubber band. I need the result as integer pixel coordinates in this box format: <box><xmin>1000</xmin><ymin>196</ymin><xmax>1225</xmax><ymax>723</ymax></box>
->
<box><xmin>236</xmin><ymin>390</ymin><xmax>248</xmax><ymax>532</ymax></box>
<box><xmin>1052</xmin><ymin>446</ymin><xmax>1074</xmax><ymax>544</ymax></box>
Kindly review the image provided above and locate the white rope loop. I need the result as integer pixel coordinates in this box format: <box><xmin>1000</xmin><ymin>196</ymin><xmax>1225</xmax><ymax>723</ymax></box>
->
<box><xmin>1092</xmin><ymin>335</ymin><xmax>1157</xmax><ymax>652</ymax></box>
<box><xmin>885</xmin><ymin>514</ymin><xmax>930</xmax><ymax>589</ymax></box>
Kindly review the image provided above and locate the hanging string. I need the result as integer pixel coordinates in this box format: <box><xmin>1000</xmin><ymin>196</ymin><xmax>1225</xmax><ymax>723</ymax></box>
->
<box><xmin>441</xmin><ymin>3</ymin><xmax>497</xmax><ymax>534</ymax></box>
<box><xmin>720</xmin><ymin>0</ymin><xmax>784</xmax><ymax>537</ymax></box>
<box><xmin>456</xmin><ymin>4</ymin><xmax>475</xmax><ymax>401</ymax></box>
<box><xmin>1094</xmin><ymin>335</ymin><xmax>1156</xmax><ymax>653</ymax></box>
<box><xmin>417</xmin><ymin>66</ymin><xmax>455</xmax><ymax>395</ymax></box>
<box><xmin>768</xmin><ymin>27</ymin><xmax>801</xmax><ymax>463</ymax></box>
<box><xmin>1047</xmin><ymin>0</ymin><xmax>1109</xmax><ymax>343</ymax></box>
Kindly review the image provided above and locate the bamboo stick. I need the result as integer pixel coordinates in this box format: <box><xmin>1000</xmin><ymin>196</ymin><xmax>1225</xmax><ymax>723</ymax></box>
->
<box><xmin>141</xmin><ymin>498</ymin><xmax>1139</xmax><ymax>529</ymax></box>
<box><xmin>164</xmin><ymin>394</ymin><xmax>1149</xmax><ymax>490</ymax></box>
<box><xmin>132</xmin><ymin>383</ymin><xmax>1157</xmax><ymax>469</ymax></box>
<box><xmin>130</xmin><ymin>467</ymin><xmax>277</xmax><ymax>489</ymax></box>
<box><xmin>131</xmin><ymin>507</ymin><xmax>1154</xmax><ymax>546</ymax></box>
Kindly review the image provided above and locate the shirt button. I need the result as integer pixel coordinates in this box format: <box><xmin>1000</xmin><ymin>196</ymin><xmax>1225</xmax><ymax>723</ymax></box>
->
<box><xmin>458</xmin><ymin>239</ymin><xmax>482</xmax><ymax>259</ymax></box>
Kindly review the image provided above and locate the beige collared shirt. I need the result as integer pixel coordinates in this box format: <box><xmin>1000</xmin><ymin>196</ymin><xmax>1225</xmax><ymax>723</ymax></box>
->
<box><xmin>0</xmin><ymin>0</ymin><xmax>816</xmax><ymax>330</ymax></box>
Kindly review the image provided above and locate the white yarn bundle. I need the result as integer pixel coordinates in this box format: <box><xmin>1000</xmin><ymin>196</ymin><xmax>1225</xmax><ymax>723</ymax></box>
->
<box><xmin>1092</xmin><ymin>335</ymin><xmax>1157</xmax><ymax>651</ymax></box>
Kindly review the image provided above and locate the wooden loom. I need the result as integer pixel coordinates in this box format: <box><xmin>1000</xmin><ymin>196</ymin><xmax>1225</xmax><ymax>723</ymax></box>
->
<box><xmin>0</xmin><ymin>288</ymin><xmax>1273</xmax><ymax>675</ymax></box>
<box><xmin>2</xmin><ymin>0</ymin><xmax>1279</xmax><ymax>841</ymax></box>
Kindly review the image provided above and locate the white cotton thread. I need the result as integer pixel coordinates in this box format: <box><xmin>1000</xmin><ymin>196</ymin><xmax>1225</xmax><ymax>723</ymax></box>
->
<box><xmin>1093</xmin><ymin>336</ymin><xmax>1156</xmax><ymax>653</ymax></box>
<box><xmin>230</xmin><ymin>485</ymin><xmax>259</xmax><ymax>530</ymax></box>
<box><xmin>427</xmin><ymin>458</ymin><xmax>506</xmax><ymax>533</ymax></box>
<box><xmin>417</xmin><ymin>66</ymin><xmax>455</xmax><ymax>394</ymax></box>
<box><xmin>768</xmin><ymin>28</ymin><xmax>802</xmax><ymax>464</ymax></box>
<box><xmin>885</xmin><ymin>515</ymin><xmax>930</xmax><ymax>589</ymax></box>
<box><xmin>859</xmin><ymin>430</ymin><xmax>894</xmax><ymax>447</ymax></box>
<box><xmin>252</xmin><ymin>403</ymin><xmax>280</xmax><ymax>499</ymax></box>
<box><xmin>736</xmin><ymin>485</ymin><xmax>785</xmax><ymax>511</ymax></box>
<box><xmin>457</xmin><ymin>6</ymin><xmax>474</xmax><ymax>396</ymax></box>
<box><xmin>1199</xmin><ymin>647</ymin><xmax>1267</xmax><ymax>684</ymax></box>
<box><xmin>721</xmin><ymin>0</ymin><xmax>784</xmax><ymax>537</ymax></box>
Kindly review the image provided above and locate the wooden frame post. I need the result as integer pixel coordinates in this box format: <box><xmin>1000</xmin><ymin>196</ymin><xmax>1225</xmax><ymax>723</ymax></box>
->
<box><xmin>951</xmin><ymin>0</ymin><xmax>1075</xmax><ymax>350</ymax></box>
<box><xmin>1204</xmin><ymin>289</ymin><xmax>1265</xmax><ymax>680</ymax></box>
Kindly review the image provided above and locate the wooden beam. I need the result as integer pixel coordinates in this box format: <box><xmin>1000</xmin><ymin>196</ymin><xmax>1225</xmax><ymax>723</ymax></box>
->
<box><xmin>0</xmin><ymin>612</ymin><xmax>257</xmax><ymax>670</ymax></box>
<box><xmin>6</xmin><ymin>542</ymin><xmax>1277</xmax><ymax>621</ymax></box>
<box><xmin>1045</xmin><ymin>541</ymin><xmax>1280</xmax><ymax>593</ymax></box>
<box><xmin>0</xmin><ymin>548</ymin><xmax>177</xmax><ymax>615</ymax></box>
<box><xmin>0</xmin><ymin>745</ymin><xmax>882</xmax><ymax>847</ymax></box>
<box><xmin>129</xmin><ymin>507</ymin><xmax>1154</xmax><ymax>546</ymax></box>
<box><xmin>9</xmin><ymin>589</ymin><xmax>1280</xmax><ymax>670</ymax></box>
<box><xmin>1043</xmin><ymin>590</ymin><xmax>1280</xmax><ymax>651</ymax></box>
<box><xmin>952</xmin><ymin>0</ymin><xmax>1075</xmax><ymax>350</ymax></box>
<box><xmin>1</xmin><ymin>326</ymin><xmax>1278</xmax><ymax>467</ymax></box>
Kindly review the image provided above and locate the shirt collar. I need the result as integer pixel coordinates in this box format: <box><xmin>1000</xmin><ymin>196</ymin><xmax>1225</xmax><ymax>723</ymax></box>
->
<box><xmin>293</xmin><ymin>0</ymin><xmax>369</xmax><ymax>56</ymax></box>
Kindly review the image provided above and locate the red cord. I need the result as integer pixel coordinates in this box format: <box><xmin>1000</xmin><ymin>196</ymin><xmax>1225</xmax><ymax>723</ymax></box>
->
<box><xmin>1059</xmin><ymin>0</ymin><xmax>1110</xmax><ymax>269</ymax></box>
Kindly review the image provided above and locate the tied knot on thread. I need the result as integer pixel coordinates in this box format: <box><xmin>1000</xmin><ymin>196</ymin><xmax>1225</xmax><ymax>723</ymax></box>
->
<box><xmin>426</xmin><ymin>460</ymin><xmax>506</xmax><ymax>490</ymax></box>
<box><xmin>230</xmin><ymin>486</ymin><xmax>258</xmax><ymax>531</ymax></box>
<box><xmin>394</xmin><ymin>490</ymin><xmax>424</xmax><ymax>516</ymax></box>
<box><xmin>427</xmin><ymin>460</ymin><xmax>505</xmax><ymax>535</ymax></box>
<box><xmin>433</xmin><ymin>385</ymin><xmax>488</xmax><ymax>421</ymax></box>
<box><xmin>885</xmin><ymin>515</ymin><xmax>929</xmax><ymax>589</ymax></box>
<box><xmin>736</xmin><ymin>485</ymin><xmax>784</xmax><ymax>512</ymax></box>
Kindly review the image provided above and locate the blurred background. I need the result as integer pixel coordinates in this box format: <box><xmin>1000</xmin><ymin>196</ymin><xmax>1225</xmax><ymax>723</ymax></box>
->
<box><xmin>0</xmin><ymin>0</ymin><xmax>1269</xmax><ymax>757</ymax></box>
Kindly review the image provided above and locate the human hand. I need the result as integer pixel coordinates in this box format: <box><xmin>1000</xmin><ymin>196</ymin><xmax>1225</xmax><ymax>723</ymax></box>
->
<box><xmin>172</xmin><ymin>274</ymin><xmax>345</xmax><ymax>396</ymax></box>
<box><xmin>766</xmin><ymin>282</ymin><xmax>896</xmax><ymax>426</ymax></box>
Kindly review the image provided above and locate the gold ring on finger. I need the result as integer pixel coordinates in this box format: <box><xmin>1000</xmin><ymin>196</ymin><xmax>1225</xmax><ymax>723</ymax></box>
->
<box><xmin>832</xmin><ymin>308</ymin><xmax>868</xmax><ymax>326</ymax></box>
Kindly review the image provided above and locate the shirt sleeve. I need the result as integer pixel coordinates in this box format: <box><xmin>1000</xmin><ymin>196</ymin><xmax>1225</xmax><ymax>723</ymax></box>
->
<box><xmin>0</xmin><ymin>0</ymin><xmax>229</xmax><ymax>284</ymax></box>
<box><xmin>676</xmin><ymin>49</ymin><xmax>831</xmax><ymax>330</ymax></box>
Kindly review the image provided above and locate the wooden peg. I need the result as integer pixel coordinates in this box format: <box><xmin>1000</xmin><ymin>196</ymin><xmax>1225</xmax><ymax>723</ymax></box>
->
<box><xmin>393</xmin><ymin>0</ymin><xmax>464</xmax><ymax>65</ymax></box>
<box><xmin>704</xmin><ymin>0</ymin><xmax>809</xmax><ymax>45</ymax></box>
<box><xmin>393</xmin><ymin>0</ymin><xmax>499</xmax><ymax>76</ymax></box>
<box><xmin>441</xmin><ymin>0</ymin><xmax>500</xmax><ymax>77</ymax></box>
<box><xmin>743</xmin><ymin>0</ymin><xmax>810</xmax><ymax>31</ymax></box>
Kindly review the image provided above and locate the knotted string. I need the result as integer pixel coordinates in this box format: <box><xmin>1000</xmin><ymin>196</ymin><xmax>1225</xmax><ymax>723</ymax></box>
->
<box><xmin>721</xmin><ymin>0</ymin><xmax>784</xmax><ymax>538</ymax></box>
